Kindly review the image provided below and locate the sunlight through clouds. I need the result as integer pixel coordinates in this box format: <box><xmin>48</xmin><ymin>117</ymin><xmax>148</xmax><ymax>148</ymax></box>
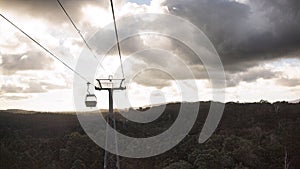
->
<box><xmin>81</xmin><ymin>5</ymin><xmax>112</xmax><ymax>28</ymax></box>
<box><xmin>1</xmin><ymin>0</ymin><xmax>300</xmax><ymax>111</ymax></box>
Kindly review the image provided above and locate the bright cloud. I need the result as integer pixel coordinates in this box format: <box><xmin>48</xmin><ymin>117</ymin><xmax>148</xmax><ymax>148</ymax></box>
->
<box><xmin>0</xmin><ymin>0</ymin><xmax>300</xmax><ymax>111</ymax></box>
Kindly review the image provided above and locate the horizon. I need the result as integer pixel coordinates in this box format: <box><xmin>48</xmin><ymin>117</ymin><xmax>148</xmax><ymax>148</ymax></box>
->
<box><xmin>1</xmin><ymin>99</ymin><xmax>298</xmax><ymax>113</ymax></box>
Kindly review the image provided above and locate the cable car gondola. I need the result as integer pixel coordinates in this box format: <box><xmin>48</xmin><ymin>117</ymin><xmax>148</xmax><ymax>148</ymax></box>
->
<box><xmin>85</xmin><ymin>94</ymin><xmax>97</xmax><ymax>107</ymax></box>
<box><xmin>85</xmin><ymin>82</ymin><xmax>97</xmax><ymax>107</ymax></box>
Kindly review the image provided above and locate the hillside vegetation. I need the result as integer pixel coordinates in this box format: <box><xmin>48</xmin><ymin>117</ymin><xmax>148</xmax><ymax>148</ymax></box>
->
<box><xmin>0</xmin><ymin>102</ymin><xmax>299</xmax><ymax>169</ymax></box>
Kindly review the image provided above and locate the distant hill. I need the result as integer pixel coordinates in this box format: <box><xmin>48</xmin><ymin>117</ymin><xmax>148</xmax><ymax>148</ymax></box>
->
<box><xmin>0</xmin><ymin>102</ymin><xmax>300</xmax><ymax>169</ymax></box>
<box><xmin>3</xmin><ymin>109</ymin><xmax>37</xmax><ymax>114</ymax></box>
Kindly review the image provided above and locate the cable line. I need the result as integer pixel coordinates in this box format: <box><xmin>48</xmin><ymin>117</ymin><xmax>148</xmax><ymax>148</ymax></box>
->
<box><xmin>110</xmin><ymin>0</ymin><xmax>125</xmax><ymax>79</ymax></box>
<box><xmin>56</xmin><ymin>0</ymin><xmax>103</xmax><ymax>66</ymax></box>
<box><xmin>0</xmin><ymin>13</ymin><xmax>94</xmax><ymax>86</ymax></box>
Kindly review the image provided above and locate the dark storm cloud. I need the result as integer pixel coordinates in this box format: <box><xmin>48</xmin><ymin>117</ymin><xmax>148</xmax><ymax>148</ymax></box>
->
<box><xmin>226</xmin><ymin>68</ymin><xmax>279</xmax><ymax>87</ymax></box>
<box><xmin>91</xmin><ymin>0</ymin><xmax>300</xmax><ymax>88</ymax></box>
<box><xmin>0</xmin><ymin>0</ymin><xmax>112</xmax><ymax>24</ymax></box>
<box><xmin>255</xmin><ymin>0</ymin><xmax>300</xmax><ymax>17</ymax></box>
<box><xmin>164</xmin><ymin>0</ymin><xmax>300</xmax><ymax>72</ymax></box>
<box><xmin>133</xmin><ymin>70</ymin><xmax>173</xmax><ymax>89</ymax></box>
<box><xmin>2</xmin><ymin>0</ymin><xmax>299</xmax><ymax>90</ymax></box>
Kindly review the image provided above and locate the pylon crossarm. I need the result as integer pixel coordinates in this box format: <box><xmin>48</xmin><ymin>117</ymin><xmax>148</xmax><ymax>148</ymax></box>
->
<box><xmin>95</xmin><ymin>78</ymin><xmax>126</xmax><ymax>91</ymax></box>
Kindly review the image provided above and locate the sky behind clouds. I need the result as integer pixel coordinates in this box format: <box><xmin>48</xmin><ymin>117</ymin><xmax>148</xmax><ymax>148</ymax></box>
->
<box><xmin>0</xmin><ymin>0</ymin><xmax>299</xmax><ymax>111</ymax></box>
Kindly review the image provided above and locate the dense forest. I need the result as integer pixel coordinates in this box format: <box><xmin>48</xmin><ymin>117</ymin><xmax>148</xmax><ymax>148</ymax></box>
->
<box><xmin>0</xmin><ymin>102</ymin><xmax>299</xmax><ymax>169</ymax></box>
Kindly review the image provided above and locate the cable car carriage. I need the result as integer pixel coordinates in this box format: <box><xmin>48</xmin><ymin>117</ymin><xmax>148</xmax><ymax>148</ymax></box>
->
<box><xmin>85</xmin><ymin>94</ymin><xmax>97</xmax><ymax>107</ymax></box>
<box><xmin>85</xmin><ymin>82</ymin><xmax>97</xmax><ymax>107</ymax></box>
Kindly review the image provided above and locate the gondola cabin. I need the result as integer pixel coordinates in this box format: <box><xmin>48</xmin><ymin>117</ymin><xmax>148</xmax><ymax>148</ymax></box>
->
<box><xmin>85</xmin><ymin>94</ymin><xmax>97</xmax><ymax>107</ymax></box>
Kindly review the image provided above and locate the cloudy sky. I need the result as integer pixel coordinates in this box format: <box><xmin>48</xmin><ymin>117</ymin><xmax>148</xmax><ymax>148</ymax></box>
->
<box><xmin>0</xmin><ymin>0</ymin><xmax>299</xmax><ymax>111</ymax></box>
